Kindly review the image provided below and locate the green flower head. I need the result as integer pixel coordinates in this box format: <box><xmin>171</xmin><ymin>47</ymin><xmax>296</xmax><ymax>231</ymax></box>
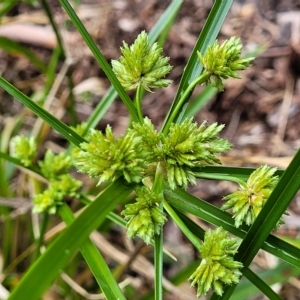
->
<box><xmin>74</xmin><ymin>126</ymin><xmax>149</xmax><ymax>185</ymax></box>
<box><xmin>49</xmin><ymin>174</ymin><xmax>82</xmax><ymax>200</ymax></box>
<box><xmin>198</xmin><ymin>37</ymin><xmax>254</xmax><ymax>90</ymax></box>
<box><xmin>112</xmin><ymin>31</ymin><xmax>172</xmax><ymax>91</ymax></box>
<box><xmin>222</xmin><ymin>165</ymin><xmax>280</xmax><ymax>228</ymax></box>
<box><xmin>39</xmin><ymin>150</ymin><xmax>72</xmax><ymax>179</ymax></box>
<box><xmin>189</xmin><ymin>227</ymin><xmax>243</xmax><ymax>297</ymax></box>
<box><xmin>161</xmin><ymin>118</ymin><xmax>232</xmax><ymax>189</ymax></box>
<box><xmin>12</xmin><ymin>135</ymin><xmax>37</xmax><ymax>167</ymax></box>
<box><xmin>33</xmin><ymin>189</ymin><xmax>61</xmax><ymax>214</ymax></box>
<box><xmin>122</xmin><ymin>186</ymin><xmax>166</xmax><ymax>244</ymax></box>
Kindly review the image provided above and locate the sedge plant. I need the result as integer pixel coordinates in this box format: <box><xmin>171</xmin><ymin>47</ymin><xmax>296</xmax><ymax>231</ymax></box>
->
<box><xmin>1</xmin><ymin>1</ymin><xmax>300</xmax><ymax>300</ymax></box>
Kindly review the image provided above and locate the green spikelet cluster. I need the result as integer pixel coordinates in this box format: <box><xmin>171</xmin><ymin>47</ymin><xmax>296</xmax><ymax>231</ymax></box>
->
<box><xmin>198</xmin><ymin>37</ymin><xmax>254</xmax><ymax>90</ymax></box>
<box><xmin>32</xmin><ymin>189</ymin><xmax>58</xmax><ymax>214</ymax></box>
<box><xmin>189</xmin><ymin>227</ymin><xmax>243</xmax><ymax>297</ymax></box>
<box><xmin>122</xmin><ymin>186</ymin><xmax>166</xmax><ymax>244</ymax></box>
<box><xmin>74</xmin><ymin>126</ymin><xmax>149</xmax><ymax>185</ymax></box>
<box><xmin>112</xmin><ymin>31</ymin><xmax>172</xmax><ymax>91</ymax></box>
<box><xmin>222</xmin><ymin>165</ymin><xmax>280</xmax><ymax>228</ymax></box>
<box><xmin>39</xmin><ymin>150</ymin><xmax>72</xmax><ymax>179</ymax></box>
<box><xmin>35</xmin><ymin>153</ymin><xmax>82</xmax><ymax>214</ymax></box>
<box><xmin>161</xmin><ymin>118</ymin><xmax>232</xmax><ymax>189</ymax></box>
<box><xmin>128</xmin><ymin>117</ymin><xmax>231</xmax><ymax>189</ymax></box>
<box><xmin>12</xmin><ymin>135</ymin><xmax>37</xmax><ymax>167</ymax></box>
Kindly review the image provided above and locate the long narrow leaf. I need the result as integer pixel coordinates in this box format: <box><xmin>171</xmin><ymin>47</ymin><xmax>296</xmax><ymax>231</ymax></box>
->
<box><xmin>85</xmin><ymin>0</ymin><xmax>184</xmax><ymax>131</ymax></box>
<box><xmin>0</xmin><ymin>38</ymin><xmax>47</xmax><ymax>72</ymax></box>
<box><xmin>165</xmin><ymin>188</ymin><xmax>300</xmax><ymax>269</ymax></box>
<box><xmin>8</xmin><ymin>178</ymin><xmax>134</xmax><ymax>300</ymax></box>
<box><xmin>213</xmin><ymin>148</ymin><xmax>300</xmax><ymax>299</ymax></box>
<box><xmin>0</xmin><ymin>77</ymin><xmax>85</xmax><ymax>148</ymax></box>
<box><xmin>174</xmin><ymin>210</ymin><xmax>282</xmax><ymax>300</ymax></box>
<box><xmin>162</xmin><ymin>0</ymin><xmax>233</xmax><ymax>130</ymax></box>
<box><xmin>58</xmin><ymin>0</ymin><xmax>139</xmax><ymax>122</ymax></box>
<box><xmin>59</xmin><ymin>204</ymin><xmax>126</xmax><ymax>300</ymax></box>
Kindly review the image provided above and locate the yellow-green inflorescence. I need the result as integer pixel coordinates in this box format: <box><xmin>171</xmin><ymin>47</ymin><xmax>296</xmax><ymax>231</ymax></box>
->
<box><xmin>73</xmin><ymin>126</ymin><xmax>149</xmax><ymax>185</ymax></box>
<box><xmin>189</xmin><ymin>227</ymin><xmax>243</xmax><ymax>297</ymax></box>
<box><xmin>198</xmin><ymin>37</ymin><xmax>254</xmax><ymax>91</ymax></box>
<box><xmin>74</xmin><ymin>117</ymin><xmax>231</xmax><ymax>190</ymax></box>
<box><xmin>111</xmin><ymin>31</ymin><xmax>172</xmax><ymax>91</ymax></box>
<box><xmin>221</xmin><ymin>165</ymin><xmax>280</xmax><ymax>228</ymax></box>
<box><xmin>11</xmin><ymin>136</ymin><xmax>82</xmax><ymax>214</ymax></box>
<box><xmin>12</xmin><ymin>135</ymin><xmax>37</xmax><ymax>167</ymax></box>
<box><xmin>122</xmin><ymin>186</ymin><xmax>166</xmax><ymax>244</ymax></box>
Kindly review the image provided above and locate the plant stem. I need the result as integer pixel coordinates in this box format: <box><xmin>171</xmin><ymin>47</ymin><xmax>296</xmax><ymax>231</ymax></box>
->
<box><xmin>162</xmin><ymin>71</ymin><xmax>210</xmax><ymax>134</ymax></box>
<box><xmin>135</xmin><ymin>83</ymin><xmax>144</xmax><ymax>123</ymax></box>
<box><xmin>193</xmin><ymin>172</ymin><xmax>247</xmax><ymax>188</ymax></box>
<box><xmin>154</xmin><ymin>208</ymin><xmax>163</xmax><ymax>300</ymax></box>
<box><xmin>163</xmin><ymin>200</ymin><xmax>201</xmax><ymax>250</ymax></box>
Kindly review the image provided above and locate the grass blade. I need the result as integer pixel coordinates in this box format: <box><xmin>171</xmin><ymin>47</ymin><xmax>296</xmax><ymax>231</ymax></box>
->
<box><xmin>8</xmin><ymin>178</ymin><xmax>134</xmax><ymax>300</ymax></box>
<box><xmin>184</xmin><ymin>85</ymin><xmax>218</xmax><ymax>118</ymax></box>
<box><xmin>85</xmin><ymin>0</ymin><xmax>183</xmax><ymax>131</ymax></box>
<box><xmin>165</xmin><ymin>188</ymin><xmax>300</xmax><ymax>269</ymax></box>
<box><xmin>213</xmin><ymin>148</ymin><xmax>300</xmax><ymax>299</ymax></box>
<box><xmin>59</xmin><ymin>204</ymin><xmax>126</xmax><ymax>300</ymax></box>
<box><xmin>174</xmin><ymin>210</ymin><xmax>282</xmax><ymax>300</ymax></box>
<box><xmin>0</xmin><ymin>77</ymin><xmax>85</xmax><ymax>148</ymax></box>
<box><xmin>58</xmin><ymin>0</ymin><xmax>139</xmax><ymax>122</ymax></box>
<box><xmin>232</xmin><ymin>262</ymin><xmax>300</xmax><ymax>300</ymax></box>
<box><xmin>0</xmin><ymin>38</ymin><xmax>47</xmax><ymax>72</ymax></box>
<box><xmin>162</xmin><ymin>0</ymin><xmax>233</xmax><ymax>130</ymax></box>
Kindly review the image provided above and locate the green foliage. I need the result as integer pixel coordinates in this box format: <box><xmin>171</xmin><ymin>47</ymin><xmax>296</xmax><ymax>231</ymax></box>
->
<box><xmin>189</xmin><ymin>227</ymin><xmax>243</xmax><ymax>296</ymax></box>
<box><xmin>112</xmin><ymin>31</ymin><xmax>172</xmax><ymax>91</ymax></box>
<box><xmin>222</xmin><ymin>165</ymin><xmax>280</xmax><ymax>228</ymax></box>
<box><xmin>198</xmin><ymin>37</ymin><xmax>254</xmax><ymax>90</ymax></box>
<box><xmin>2</xmin><ymin>2</ymin><xmax>298</xmax><ymax>300</ymax></box>
<box><xmin>12</xmin><ymin>135</ymin><xmax>37</xmax><ymax>166</ymax></box>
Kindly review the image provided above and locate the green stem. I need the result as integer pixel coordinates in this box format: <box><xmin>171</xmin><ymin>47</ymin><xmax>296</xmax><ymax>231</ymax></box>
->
<box><xmin>135</xmin><ymin>84</ymin><xmax>144</xmax><ymax>123</ymax></box>
<box><xmin>162</xmin><ymin>71</ymin><xmax>210</xmax><ymax>134</ymax></box>
<box><xmin>34</xmin><ymin>212</ymin><xmax>49</xmax><ymax>260</ymax></box>
<box><xmin>40</xmin><ymin>0</ymin><xmax>65</xmax><ymax>58</ymax></box>
<box><xmin>163</xmin><ymin>200</ymin><xmax>201</xmax><ymax>250</ymax></box>
<box><xmin>154</xmin><ymin>205</ymin><xmax>164</xmax><ymax>300</ymax></box>
<box><xmin>193</xmin><ymin>172</ymin><xmax>247</xmax><ymax>188</ymax></box>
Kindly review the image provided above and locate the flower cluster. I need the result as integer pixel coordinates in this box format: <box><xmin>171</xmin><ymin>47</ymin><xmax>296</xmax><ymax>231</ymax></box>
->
<box><xmin>189</xmin><ymin>227</ymin><xmax>243</xmax><ymax>297</ymax></box>
<box><xmin>221</xmin><ymin>165</ymin><xmax>280</xmax><ymax>228</ymax></box>
<box><xmin>122</xmin><ymin>186</ymin><xmax>166</xmax><ymax>244</ymax></box>
<box><xmin>12</xmin><ymin>135</ymin><xmax>37</xmax><ymax>166</ymax></box>
<box><xmin>74</xmin><ymin>126</ymin><xmax>149</xmax><ymax>185</ymax></box>
<box><xmin>33</xmin><ymin>174</ymin><xmax>82</xmax><ymax>214</ymax></box>
<box><xmin>11</xmin><ymin>136</ymin><xmax>82</xmax><ymax>214</ymax></box>
<box><xmin>198</xmin><ymin>37</ymin><xmax>254</xmax><ymax>90</ymax></box>
<box><xmin>39</xmin><ymin>150</ymin><xmax>72</xmax><ymax>179</ymax></box>
<box><xmin>75</xmin><ymin>118</ymin><xmax>231</xmax><ymax>190</ymax></box>
<box><xmin>112</xmin><ymin>31</ymin><xmax>172</xmax><ymax>91</ymax></box>
<box><xmin>160</xmin><ymin>118</ymin><xmax>232</xmax><ymax>189</ymax></box>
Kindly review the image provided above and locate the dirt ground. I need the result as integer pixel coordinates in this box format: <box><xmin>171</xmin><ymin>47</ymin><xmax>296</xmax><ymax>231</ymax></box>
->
<box><xmin>0</xmin><ymin>0</ymin><xmax>300</xmax><ymax>299</ymax></box>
